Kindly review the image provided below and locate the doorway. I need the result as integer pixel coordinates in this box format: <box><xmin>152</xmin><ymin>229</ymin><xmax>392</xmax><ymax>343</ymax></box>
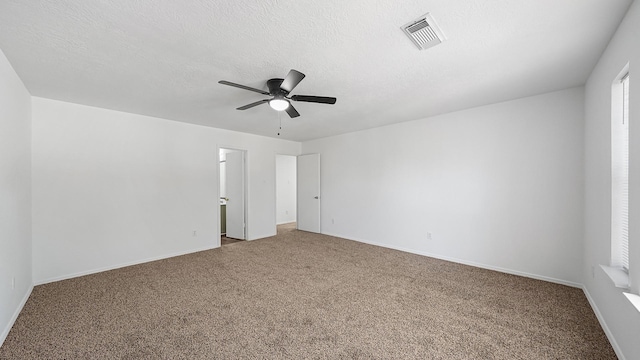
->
<box><xmin>276</xmin><ymin>155</ymin><xmax>297</xmax><ymax>229</ymax></box>
<box><xmin>219</xmin><ymin>148</ymin><xmax>247</xmax><ymax>245</ymax></box>
<box><xmin>275</xmin><ymin>153</ymin><xmax>321</xmax><ymax>234</ymax></box>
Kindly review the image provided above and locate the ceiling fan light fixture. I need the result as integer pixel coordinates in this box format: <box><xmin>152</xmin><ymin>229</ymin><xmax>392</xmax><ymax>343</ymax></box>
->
<box><xmin>219</xmin><ymin>69</ymin><xmax>336</xmax><ymax>119</ymax></box>
<box><xmin>269</xmin><ymin>98</ymin><xmax>290</xmax><ymax>111</ymax></box>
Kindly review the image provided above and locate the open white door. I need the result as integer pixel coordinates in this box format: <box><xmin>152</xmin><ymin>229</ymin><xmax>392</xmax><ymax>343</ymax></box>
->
<box><xmin>225</xmin><ymin>151</ymin><xmax>245</xmax><ymax>239</ymax></box>
<box><xmin>297</xmin><ymin>153</ymin><xmax>320</xmax><ymax>233</ymax></box>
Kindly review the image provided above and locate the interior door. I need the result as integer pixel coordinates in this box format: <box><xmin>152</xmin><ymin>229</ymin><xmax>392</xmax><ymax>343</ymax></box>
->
<box><xmin>225</xmin><ymin>151</ymin><xmax>245</xmax><ymax>239</ymax></box>
<box><xmin>297</xmin><ymin>153</ymin><xmax>320</xmax><ymax>233</ymax></box>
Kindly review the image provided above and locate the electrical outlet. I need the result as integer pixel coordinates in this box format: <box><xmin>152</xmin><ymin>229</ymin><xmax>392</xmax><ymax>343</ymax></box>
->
<box><xmin>285</xmin><ymin>210</ymin><xmax>289</xmax><ymax>215</ymax></box>
<box><xmin>331</xmin><ymin>218</ymin><xmax>335</xmax><ymax>224</ymax></box>
<box><xmin>193</xmin><ymin>230</ymin><xmax>197</xmax><ymax>237</ymax></box>
<box><xmin>12</xmin><ymin>277</ymin><xmax>15</xmax><ymax>290</ymax></box>
<box><xmin>427</xmin><ymin>232</ymin><xmax>432</xmax><ymax>240</ymax></box>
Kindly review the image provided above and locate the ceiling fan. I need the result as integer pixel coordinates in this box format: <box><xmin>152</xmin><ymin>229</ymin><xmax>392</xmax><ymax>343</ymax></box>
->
<box><xmin>218</xmin><ymin>69</ymin><xmax>336</xmax><ymax>118</ymax></box>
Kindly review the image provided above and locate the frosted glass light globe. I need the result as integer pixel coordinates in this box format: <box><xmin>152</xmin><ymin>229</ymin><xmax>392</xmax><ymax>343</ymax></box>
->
<box><xmin>269</xmin><ymin>98</ymin><xmax>289</xmax><ymax>111</ymax></box>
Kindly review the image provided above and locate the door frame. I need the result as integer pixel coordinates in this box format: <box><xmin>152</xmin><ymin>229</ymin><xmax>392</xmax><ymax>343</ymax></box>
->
<box><xmin>218</xmin><ymin>146</ymin><xmax>249</xmax><ymax>245</ymax></box>
<box><xmin>274</xmin><ymin>153</ymin><xmax>298</xmax><ymax>228</ymax></box>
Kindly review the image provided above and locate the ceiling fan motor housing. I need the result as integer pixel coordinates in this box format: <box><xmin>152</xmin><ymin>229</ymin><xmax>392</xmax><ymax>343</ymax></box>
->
<box><xmin>267</xmin><ymin>78</ymin><xmax>286</xmax><ymax>95</ymax></box>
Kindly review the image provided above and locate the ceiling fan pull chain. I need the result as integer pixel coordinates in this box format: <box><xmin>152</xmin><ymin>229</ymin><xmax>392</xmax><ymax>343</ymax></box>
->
<box><xmin>277</xmin><ymin>111</ymin><xmax>282</xmax><ymax>136</ymax></box>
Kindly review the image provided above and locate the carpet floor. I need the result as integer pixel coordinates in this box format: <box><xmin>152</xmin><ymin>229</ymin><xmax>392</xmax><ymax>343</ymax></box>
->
<box><xmin>0</xmin><ymin>224</ymin><xmax>615</xmax><ymax>359</ymax></box>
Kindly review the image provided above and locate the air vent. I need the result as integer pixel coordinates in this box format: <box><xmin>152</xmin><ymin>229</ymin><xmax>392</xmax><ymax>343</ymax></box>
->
<box><xmin>402</xmin><ymin>13</ymin><xmax>446</xmax><ymax>50</ymax></box>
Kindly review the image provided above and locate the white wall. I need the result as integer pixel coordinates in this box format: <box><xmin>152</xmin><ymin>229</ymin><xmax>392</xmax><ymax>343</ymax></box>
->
<box><xmin>303</xmin><ymin>87</ymin><xmax>585</xmax><ymax>286</ymax></box>
<box><xmin>276</xmin><ymin>155</ymin><xmax>296</xmax><ymax>224</ymax></box>
<box><xmin>32</xmin><ymin>98</ymin><xmax>299</xmax><ymax>284</ymax></box>
<box><xmin>0</xmin><ymin>49</ymin><xmax>32</xmax><ymax>345</ymax></box>
<box><xmin>583</xmin><ymin>1</ymin><xmax>640</xmax><ymax>358</ymax></box>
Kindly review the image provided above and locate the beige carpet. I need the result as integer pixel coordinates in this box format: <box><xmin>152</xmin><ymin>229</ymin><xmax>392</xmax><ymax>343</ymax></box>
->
<box><xmin>1</xmin><ymin>224</ymin><xmax>615</xmax><ymax>359</ymax></box>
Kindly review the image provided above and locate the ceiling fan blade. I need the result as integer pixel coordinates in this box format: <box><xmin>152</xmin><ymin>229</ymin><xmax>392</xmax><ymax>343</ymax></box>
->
<box><xmin>280</xmin><ymin>69</ymin><xmax>305</xmax><ymax>93</ymax></box>
<box><xmin>291</xmin><ymin>95</ymin><xmax>337</xmax><ymax>104</ymax></box>
<box><xmin>219</xmin><ymin>80</ymin><xmax>270</xmax><ymax>95</ymax></box>
<box><xmin>237</xmin><ymin>99</ymin><xmax>269</xmax><ymax>110</ymax></box>
<box><xmin>285</xmin><ymin>104</ymin><xmax>300</xmax><ymax>118</ymax></box>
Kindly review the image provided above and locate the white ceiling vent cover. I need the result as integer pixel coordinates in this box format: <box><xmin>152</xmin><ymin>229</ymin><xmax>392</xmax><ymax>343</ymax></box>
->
<box><xmin>402</xmin><ymin>13</ymin><xmax>446</xmax><ymax>50</ymax></box>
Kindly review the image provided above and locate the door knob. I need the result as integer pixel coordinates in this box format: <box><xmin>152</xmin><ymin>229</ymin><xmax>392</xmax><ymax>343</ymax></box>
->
<box><xmin>314</xmin><ymin>196</ymin><xmax>319</xmax><ymax>199</ymax></box>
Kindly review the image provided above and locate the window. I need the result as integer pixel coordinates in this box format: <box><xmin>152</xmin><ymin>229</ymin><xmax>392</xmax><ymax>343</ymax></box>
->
<box><xmin>611</xmin><ymin>70</ymin><xmax>629</xmax><ymax>271</ymax></box>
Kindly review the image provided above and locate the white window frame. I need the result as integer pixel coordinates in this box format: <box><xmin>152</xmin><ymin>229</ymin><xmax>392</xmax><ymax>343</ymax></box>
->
<box><xmin>611</xmin><ymin>67</ymin><xmax>630</xmax><ymax>272</ymax></box>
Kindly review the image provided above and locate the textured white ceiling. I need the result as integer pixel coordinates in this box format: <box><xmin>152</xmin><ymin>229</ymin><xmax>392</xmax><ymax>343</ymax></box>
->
<box><xmin>0</xmin><ymin>0</ymin><xmax>632</xmax><ymax>141</ymax></box>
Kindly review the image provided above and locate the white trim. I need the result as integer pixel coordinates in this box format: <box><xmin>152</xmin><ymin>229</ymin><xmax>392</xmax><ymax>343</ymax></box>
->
<box><xmin>611</xmin><ymin>65</ymin><xmax>630</xmax><ymax>271</ymax></box>
<box><xmin>600</xmin><ymin>265</ymin><xmax>630</xmax><ymax>289</ymax></box>
<box><xmin>217</xmin><ymin>146</ymin><xmax>249</xmax><ymax>241</ymax></box>
<box><xmin>583</xmin><ymin>286</ymin><xmax>626</xmax><ymax>360</ymax></box>
<box><xmin>623</xmin><ymin>293</ymin><xmax>640</xmax><ymax>313</ymax></box>
<box><xmin>274</xmin><ymin>153</ymin><xmax>299</xmax><ymax>231</ymax></box>
<box><xmin>322</xmin><ymin>231</ymin><xmax>582</xmax><ymax>288</ymax></box>
<box><xmin>34</xmin><ymin>245</ymin><xmax>217</xmax><ymax>285</ymax></box>
<box><xmin>0</xmin><ymin>284</ymin><xmax>33</xmax><ymax>348</ymax></box>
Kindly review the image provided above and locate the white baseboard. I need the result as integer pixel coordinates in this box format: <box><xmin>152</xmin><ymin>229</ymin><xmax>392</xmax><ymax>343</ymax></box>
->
<box><xmin>322</xmin><ymin>231</ymin><xmax>582</xmax><ymax>288</ymax></box>
<box><xmin>34</xmin><ymin>245</ymin><xmax>218</xmax><ymax>285</ymax></box>
<box><xmin>582</xmin><ymin>286</ymin><xmax>625</xmax><ymax>360</ymax></box>
<box><xmin>0</xmin><ymin>284</ymin><xmax>33</xmax><ymax>348</ymax></box>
